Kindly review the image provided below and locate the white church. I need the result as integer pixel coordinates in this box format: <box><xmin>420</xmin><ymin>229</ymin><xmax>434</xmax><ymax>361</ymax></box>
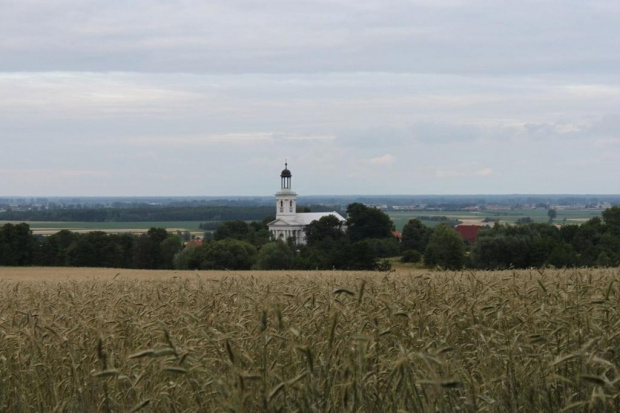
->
<box><xmin>268</xmin><ymin>163</ymin><xmax>346</xmax><ymax>244</ymax></box>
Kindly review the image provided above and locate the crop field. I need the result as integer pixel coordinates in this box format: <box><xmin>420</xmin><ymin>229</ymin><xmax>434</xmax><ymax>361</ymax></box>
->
<box><xmin>0</xmin><ymin>221</ymin><xmax>207</xmax><ymax>235</ymax></box>
<box><xmin>388</xmin><ymin>209</ymin><xmax>603</xmax><ymax>230</ymax></box>
<box><xmin>1</xmin><ymin>267</ymin><xmax>620</xmax><ymax>411</ymax></box>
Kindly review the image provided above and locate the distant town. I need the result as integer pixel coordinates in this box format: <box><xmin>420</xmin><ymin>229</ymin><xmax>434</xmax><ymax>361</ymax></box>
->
<box><xmin>1</xmin><ymin>194</ymin><xmax>618</xmax><ymax>213</ymax></box>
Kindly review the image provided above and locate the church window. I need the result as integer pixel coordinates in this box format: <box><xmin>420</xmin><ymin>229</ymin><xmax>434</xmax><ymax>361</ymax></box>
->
<box><xmin>289</xmin><ymin>200</ymin><xmax>293</xmax><ymax>212</ymax></box>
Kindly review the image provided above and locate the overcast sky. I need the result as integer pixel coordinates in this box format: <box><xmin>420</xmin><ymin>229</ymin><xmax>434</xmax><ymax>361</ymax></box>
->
<box><xmin>1</xmin><ymin>0</ymin><xmax>618</xmax><ymax>196</ymax></box>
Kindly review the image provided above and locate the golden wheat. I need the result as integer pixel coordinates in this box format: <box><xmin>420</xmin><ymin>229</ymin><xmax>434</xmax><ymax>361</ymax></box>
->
<box><xmin>0</xmin><ymin>267</ymin><xmax>619</xmax><ymax>411</ymax></box>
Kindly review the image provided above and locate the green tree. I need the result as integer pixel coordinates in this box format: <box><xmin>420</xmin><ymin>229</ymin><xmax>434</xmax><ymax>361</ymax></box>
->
<box><xmin>254</xmin><ymin>241</ymin><xmax>295</xmax><ymax>270</ymax></box>
<box><xmin>36</xmin><ymin>229</ymin><xmax>79</xmax><ymax>266</ymax></box>
<box><xmin>160</xmin><ymin>235</ymin><xmax>184</xmax><ymax>269</ymax></box>
<box><xmin>214</xmin><ymin>220</ymin><xmax>251</xmax><ymax>241</ymax></box>
<box><xmin>346</xmin><ymin>203</ymin><xmax>393</xmax><ymax>242</ymax></box>
<box><xmin>545</xmin><ymin>242</ymin><xmax>578</xmax><ymax>268</ymax></box>
<box><xmin>66</xmin><ymin>232</ymin><xmax>123</xmax><ymax>268</ymax></box>
<box><xmin>173</xmin><ymin>243</ymin><xmax>207</xmax><ymax>270</ymax></box>
<box><xmin>132</xmin><ymin>228</ymin><xmax>173</xmax><ymax>269</ymax></box>
<box><xmin>401</xmin><ymin>219</ymin><xmax>433</xmax><ymax>253</ymax></box>
<box><xmin>200</xmin><ymin>239</ymin><xmax>257</xmax><ymax>270</ymax></box>
<box><xmin>602</xmin><ymin>206</ymin><xmax>620</xmax><ymax>234</ymax></box>
<box><xmin>305</xmin><ymin>215</ymin><xmax>346</xmax><ymax>247</ymax></box>
<box><xmin>547</xmin><ymin>208</ymin><xmax>557</xmax><ymax>223</ymax></box>
<box><xmin>424</xmin><ymin>223</ymin><xmax>465</xmax><ymax>270</ymax></box>
<box><xmin>0</xmin><ymin>223</ymin><xmax>37</xmax><ymax>266</ymax></box>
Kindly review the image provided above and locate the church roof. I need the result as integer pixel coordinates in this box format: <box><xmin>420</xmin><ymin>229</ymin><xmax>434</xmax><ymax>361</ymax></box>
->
<box><xmin>294</xmin><ymin>212</ymin><xmax>345</xmax><ymax>225</ymax></box>
<box><xmin>268</xmin><ymin>211</ymin><xmax>345</xmax><ymax>227</ymax></box>
<box><xmin>281</xmin><ymin>162</ymin><xmax>292</xmax><ymax>178</ymax></box>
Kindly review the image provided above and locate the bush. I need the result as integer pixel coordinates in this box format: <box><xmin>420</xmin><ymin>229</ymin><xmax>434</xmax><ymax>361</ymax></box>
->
<box><xmin>401</xmin><ymin>249</ymin><xmax>422</xmax><ymax>263</ymax></box>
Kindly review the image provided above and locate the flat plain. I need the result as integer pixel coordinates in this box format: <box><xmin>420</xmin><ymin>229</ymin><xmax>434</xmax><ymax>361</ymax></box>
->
<box><xmin>388</xmin><ymin>208</ymin><xmax>603</xmax><ymax>230</ymax></box>
<box><xmin>1</xmin><ymin>267</ymin><xmax>619</xmax><ymax>411</ymax></box>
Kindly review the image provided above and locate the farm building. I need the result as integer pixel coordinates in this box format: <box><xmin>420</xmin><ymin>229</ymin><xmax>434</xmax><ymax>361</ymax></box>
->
<box><xmin>268</xmin><ymin>163</ymin><xmax>345</xmax><ymax>244</ymax></box>
<box><xmin>455</xmin><ymin>225</ymin><xmax>481</xmax><ymax>245</ymax></box>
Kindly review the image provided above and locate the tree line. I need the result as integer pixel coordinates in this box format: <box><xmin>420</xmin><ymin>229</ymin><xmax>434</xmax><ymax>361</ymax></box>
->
<box><xmin>0</xmin><ymin>225</ymin><xmax>183</xmax><ymax>269</ymax></box>
<box><xmin>0</xmin><ymin>206</ymin><xmax>276</xmax><ymax>222</ymax></box>
<box><xmin>1</xmin><ymin>205</ymin><xmax>619</xmax><ymax>271</ymax></box>
<box><xmin>0</xmin><ymin>204</ymin><xmax>337</xmax><ymax>223</ymax></box>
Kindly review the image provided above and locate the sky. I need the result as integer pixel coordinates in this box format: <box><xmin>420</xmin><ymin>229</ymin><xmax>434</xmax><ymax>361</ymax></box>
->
<box><xmin>0</xmin><ymin>0</ymin><xmax>619</xmax><ymax>196</ymax></box>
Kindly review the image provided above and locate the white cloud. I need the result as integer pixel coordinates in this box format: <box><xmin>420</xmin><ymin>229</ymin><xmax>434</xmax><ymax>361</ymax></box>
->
<box><xmin>118</xmin><ymin>133</ymin><xmax>275</xmax><ymax>146</ymax></box>
<box><xmin>368</xmin><ymin>154</ymin><xmax>395</xmax><ymax>165</ymax></box>
<box><xmin>436</xmin><ymin>164</ymin><xmax>493</xmax><ymax>178</ymax></box>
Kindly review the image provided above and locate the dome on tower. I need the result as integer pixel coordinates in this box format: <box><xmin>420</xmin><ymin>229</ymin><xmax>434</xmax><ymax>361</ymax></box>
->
<box><xmin>280</xmin><ymin>163</ymin><xmax>292</xmax><ymax>178</ymax></box>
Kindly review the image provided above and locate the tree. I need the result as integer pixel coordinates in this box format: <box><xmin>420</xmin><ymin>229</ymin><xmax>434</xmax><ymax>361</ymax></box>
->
<box><xmin>133</xmin><ymin>228</ymin><xmax>174</xmax><ymax>269</ymax></box>
<box><xmin>345</xmin><ymin>203</ymin><xmax>393</xmax><ymax>242</ymax></box>
<box><xmin>305</xmin><ymin>215</ymin><xmax>346</xmax><ymax>247</ymax></box>
<box><xmin>401</xmin><ymin>219</ymin><xmax>433</xmax><ymax>253</ymax></box>
<box><xmin>254</xmin><ymin>241</ymin><xmax>295</xmax><ymax>270</ymax></box>
<box><xmin>66</xmin><ymin>231</ymin><xmax>123</xmax><ymax>268</ymax></box>
<box><xmin>160</xmin><ymin>235</ymin><xmax>184</xmax><ymax>269</ymax></box>
<box><xmin>173</xmin><ymin>243</ymin><xmax>207</xmax><ymax>270</ymax></box>
<box><xmin>214</xmin><ymin>220</ymin><xmax>250</xmax><ymax>241</ymax></box>
<box><xmin>602</xmin><ymin>206</ymin><xmax>620</xmax><ymax>234</ymax></box>
<box><xmin>424</xmin><ymin>223</ymin><xmax>465</xmax><ymax>270</ymax></box>
<box><xmin>0</xmin><ymin>223</ymin><xmax>36</xmax><ymax>266</ymax></box>
<box><xmin>200</xmin><ymin>239</ymin><xmax>257</xmax><ymax>270</ymax></box>
<box><xmin>547</xmin><ymin>208</ymin><xmax>557</xmax><ymax>223</ymax></box>
<box><xmin>35</xmin><ymin>229</ymin><xmax>79</xmax><ymax>266</ymax></box>
<box><xmin>545</xmin><ymin>242</ymin><xmax>578</xmax><ymax>268</ymax></box>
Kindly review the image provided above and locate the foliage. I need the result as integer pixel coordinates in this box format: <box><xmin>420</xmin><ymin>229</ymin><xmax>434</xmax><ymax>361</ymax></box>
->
<box><xmin>0</xmin><ymin>223</ymin><xmax>36</xmax><ymax>266</ymax></box>
<box><xmin>1</xmin><ymin>224</ymin><xmax>182</xmax><ymax>269</ymax></box>
<box><xmin>472</xmin><ymin>215</ymin><xmax>620</xmax><ymax>269</ymax></box>
<box><xmin>305</xmin><ymin>215</ymin><xmax>346</xmax><ymax>247</ymax></box>
<box><xmin>213</xmin><ymin>219</ymin><xmax>271</xmax><ymax>248</ymax></box>
<box><xmin>254</xmin><ymin>241</ymin><xmax>295</xmax><ymax>270</ymax></box>
<box><xmin>424</xmin><ymin>223</ymin><xmax>466</xmax><ymax>270</ymax></box>
<box><xmin>401</xmin><ymin>249</ymin><xmax>422</xmax><ymax>263</ymax></box>
<box><xmin>346</xmin><ymin>203</ymin><xmax>394</xmax><ymax>242</ymax></box>
<box><xmin>401</xmin><ymin>219</ymin><xmax>433</xmax><ymax>253</ymax></box>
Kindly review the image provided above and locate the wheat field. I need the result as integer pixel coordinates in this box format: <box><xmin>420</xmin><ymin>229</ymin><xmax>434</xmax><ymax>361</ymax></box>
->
<box><xmin>1</xmin><ymin>267</ymin><xmax>619</xmax><ymax>412</ymax></box>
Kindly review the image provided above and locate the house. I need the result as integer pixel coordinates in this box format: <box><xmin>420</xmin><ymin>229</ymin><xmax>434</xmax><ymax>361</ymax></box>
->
<box><xmin>267</xmin><ymin>163</ymin><xmax>346</xmax><ymax>244</ymax></box>
<box><xmin>455</xmin><ymin>225</ymin><xmax>481</xmax><ymax>245</ymax></box>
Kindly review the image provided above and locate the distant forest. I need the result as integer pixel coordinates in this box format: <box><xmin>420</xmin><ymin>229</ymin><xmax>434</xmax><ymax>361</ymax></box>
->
<box><xmin>0</xmin><ymin>205</ymin><xmax>335</xmax><ymax>223</ymax></box>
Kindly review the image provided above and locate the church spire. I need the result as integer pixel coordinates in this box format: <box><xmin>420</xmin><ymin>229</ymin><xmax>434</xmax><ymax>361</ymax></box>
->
<box><xmin>280</xmin><ymin>160</ymin><xmax>292</xmax><ymax>190</ymax></box>
<box><xmin>276</xmin><ymin>161</ymin><xmax>297</xmax><ymax>217</ymax></box>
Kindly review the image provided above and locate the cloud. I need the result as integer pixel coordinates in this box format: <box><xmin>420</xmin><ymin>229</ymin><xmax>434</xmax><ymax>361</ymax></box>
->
<box><xmin>436</xmin><ymin>164</ymin><xmax>493</xmax><ymax>178</ymax></box>
<box><xmin>117</xmin><ymin>133</ymin><xmax>275</xmax><ymax>146</ymax></box>
<box><xmin>368</xmin><ymin>154</ymin><xmax>395</xmax><ymax>165</ymax></box>
<box><xmin>1</xmin><ymin>1</ymin><xmax>619</xmax><ymax>76</ymax></box>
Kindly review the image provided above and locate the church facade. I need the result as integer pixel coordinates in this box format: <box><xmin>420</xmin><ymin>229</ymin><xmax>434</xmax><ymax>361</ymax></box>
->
<box><xmin>268</xmin><ymin>163</ymin><xmax>346</xmax><ymax>245</ymax></box>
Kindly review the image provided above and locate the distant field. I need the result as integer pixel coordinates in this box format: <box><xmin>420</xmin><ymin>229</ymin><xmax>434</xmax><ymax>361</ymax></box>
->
<box><xmin>388</xmin><ymin>208</ymin><xmax>603</xmax><ymax>231</ymax></box>
<box><xmin>2</xmin><ymin>208</ymin><xmax>604</xmax><ymax>235</ymax></box>
<box><xmin>0</xmin><ymin>220</ymin><xmax>207</xmax><ymax>235</ymax></box>
<box><xmin>1</xmin><ymin>267</ymin><xmax>619</xmax><ymax>411</ymax></box>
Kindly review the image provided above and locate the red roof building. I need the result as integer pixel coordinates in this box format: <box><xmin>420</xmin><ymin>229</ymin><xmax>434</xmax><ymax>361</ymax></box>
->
<box><xmin>455</xmin><ymin>225</ymin><xmax>481</xmax><ymax>245</ymax></box>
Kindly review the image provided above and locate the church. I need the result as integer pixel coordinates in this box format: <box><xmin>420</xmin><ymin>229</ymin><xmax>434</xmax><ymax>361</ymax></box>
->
<box><xmin>268</xmin><ymin>163</ymin><xmax>346</xmax><ymax>244</ymax></box>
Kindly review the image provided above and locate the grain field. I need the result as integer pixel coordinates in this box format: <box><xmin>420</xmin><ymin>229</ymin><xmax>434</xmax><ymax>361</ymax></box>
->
<box><xmin>1</xmin><ymin>267</ymin><xmax>619</xmax><ymax>411</ymax></box>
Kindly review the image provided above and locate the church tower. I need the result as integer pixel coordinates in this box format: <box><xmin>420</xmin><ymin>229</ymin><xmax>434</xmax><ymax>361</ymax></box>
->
<box><xmin>275</xmin><ymin>161</ymin><xmax>297</xmax><ymax>217</ymax></box>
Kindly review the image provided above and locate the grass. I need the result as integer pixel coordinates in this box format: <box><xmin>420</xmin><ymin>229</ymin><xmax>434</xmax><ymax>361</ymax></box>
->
<box><xmin>1</xmin><ymin>266</ymin><xmax>620</xmax><ymax>411</ymax></box>
<box><xmin>388</xmin><ymin>209</ymin><xmax>603</xmax><ymax>231</ymax></box>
